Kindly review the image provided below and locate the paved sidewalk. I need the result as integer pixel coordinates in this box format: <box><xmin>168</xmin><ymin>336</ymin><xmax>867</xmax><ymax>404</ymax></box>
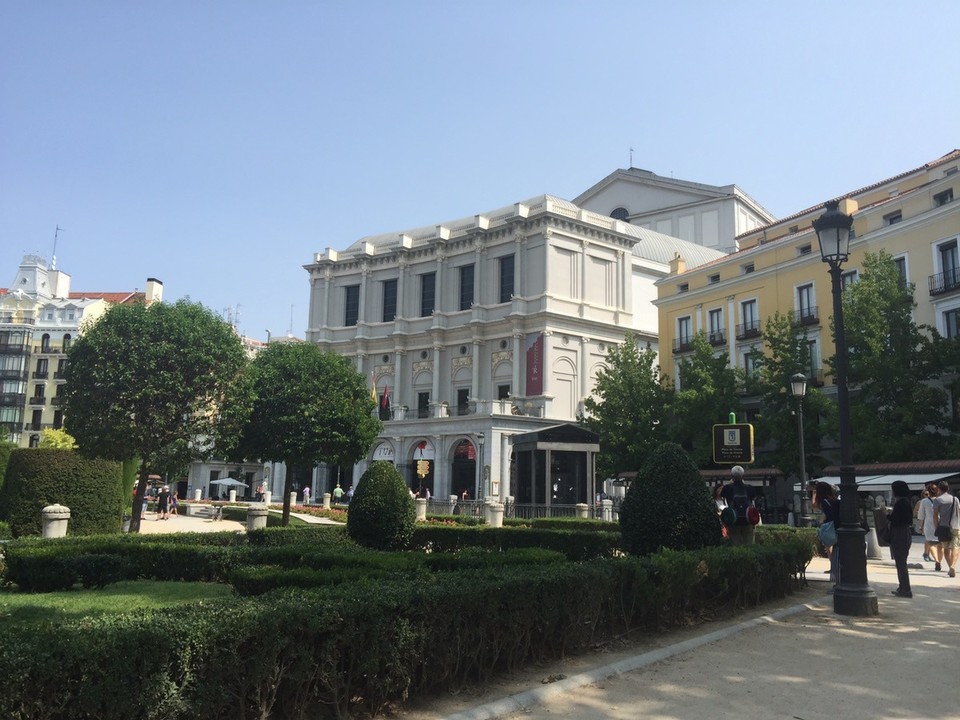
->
<box><xmin>399</xmin><ymin>554</ymin><xmax>960</xmax><ymax>720</ymax></box>
<box><xmin>135</xmin><ymin>506</ymin><xmax>341</xmax><ymax>534</ymax></box>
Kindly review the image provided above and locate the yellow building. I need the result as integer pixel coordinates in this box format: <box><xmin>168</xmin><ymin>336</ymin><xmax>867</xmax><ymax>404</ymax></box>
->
<box><xmin>655</xmin><ymin>149</ymin><xmax>960</xmax><ymax>397</ymax></box>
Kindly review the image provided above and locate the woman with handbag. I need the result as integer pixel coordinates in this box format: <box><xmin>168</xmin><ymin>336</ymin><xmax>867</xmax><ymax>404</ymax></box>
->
<box><xmin>888</xmin><ymin>481</ymin><xmax>914</xmax><ymax>598</ymax></box>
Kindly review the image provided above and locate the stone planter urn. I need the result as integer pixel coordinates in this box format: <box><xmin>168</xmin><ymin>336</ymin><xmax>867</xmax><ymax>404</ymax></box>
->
<box><xmin>42</xmin><ymin>503</ymin><xmax>70</xmax><ymax>538</ymax></box>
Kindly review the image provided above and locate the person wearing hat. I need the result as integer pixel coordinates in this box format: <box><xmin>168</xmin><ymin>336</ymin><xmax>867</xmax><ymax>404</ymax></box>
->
<box><xmin>887</xmin><ymin>480</ymin><xmax>914</xmax><ymax>598</ymax></box>
<box><xmin>157</xmin><ymin>485</ymin><xmax>171</xmax><ymax>521</ymax></box>
<box><xmin>720</xmin><ymin>465</ymin><xmax>758</xmax><ymax>545</ymax></box>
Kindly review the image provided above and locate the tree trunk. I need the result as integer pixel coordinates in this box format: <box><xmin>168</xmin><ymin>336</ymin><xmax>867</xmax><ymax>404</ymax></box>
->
<box><xmin>129</xmin><ymin>461</ymin><xmax>149</xmax><ymax>534</ymax></box>
<box><xmin>281</xmin><ymin>473</ymin><xmax>292</xmax><ymax>526</ymax></box>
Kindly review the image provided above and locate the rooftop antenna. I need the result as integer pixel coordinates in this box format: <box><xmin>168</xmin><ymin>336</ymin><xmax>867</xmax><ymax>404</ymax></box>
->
<box><xmin>629</xmin><ymin>147</ymin><xmax>633</xmax><ymax>168</ymax></box>
<box><xmin>52</xmin><ymin>225</ymin><xmax>65</xmax><ymax>269</ymax></box>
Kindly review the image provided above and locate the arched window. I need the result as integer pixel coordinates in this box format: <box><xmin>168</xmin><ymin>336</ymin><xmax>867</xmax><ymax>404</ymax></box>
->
<box><xmin>610</xmin><ymin>207</ymin><xmax>630</xmax><ymax>222</ymax></box>
<box><xmin>62</xmin><ymin>334</ymin><xmax>72</xmax><ymax>352</ymax></box>
<box><xmin>41</xmin><ymin>333</ymin><xmax>51</xmax><ymax>352</ymax></box>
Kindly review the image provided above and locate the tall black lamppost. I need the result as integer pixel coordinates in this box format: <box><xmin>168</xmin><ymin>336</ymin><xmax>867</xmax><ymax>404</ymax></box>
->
<box><xmin>789</xmin><ymin>372</ymin><xmax>808</xmax><ymax>492</ymax></box>
<box><xmin>812</xmin><ymin>200</ymin><xmax>878</xmax><ymax>616</ymax></box>
<box><xmin>475</xmin><ymin>432</ymin><xmax>485</xmax><ymax>500</ymax></box>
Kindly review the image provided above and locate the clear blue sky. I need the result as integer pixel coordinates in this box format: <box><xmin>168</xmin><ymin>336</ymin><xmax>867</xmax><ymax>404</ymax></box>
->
<box><xmin>2</xmin><ymin>1</ymin><xmax>957</xmax><ymax>341</ymax></box>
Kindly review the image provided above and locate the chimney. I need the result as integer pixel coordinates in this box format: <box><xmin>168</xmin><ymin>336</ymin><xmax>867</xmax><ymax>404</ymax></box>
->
<box><xmin>669</xmin><ymin>253</ymin><xmax>686</xmax><ymax>276</ymax></box>
<box><xmin>145</xmin><ymin>278</ymin><xmax>163</xmax><ymax>305</ymax></box>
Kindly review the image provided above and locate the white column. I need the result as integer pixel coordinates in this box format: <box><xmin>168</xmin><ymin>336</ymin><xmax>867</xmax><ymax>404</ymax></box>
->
<box><xmin>359</xmin><ymin>264</ymin><xmax>369</xmax><ymax>324</ymax></box>
<box><xmin>393</xmin><ymin>349</ymin><xmax>404</xmax><ymax>412</ymax></box>
<box><xmin>432</xmin><ymin>345</ymin><xmax>441</xmax><ymax>414</ymax></box>
<box><xmin>472</xmin><ymin>339</ymin><xmax>481</xmax><ymax>403</ymax></box>
<box><xmin>322</xmin><ymin>268</ymin><xmax>333</xmax><ymax>329</ymax></box>
<box><xmin>727</xmin><ymin>295</ymin><xmax>737</xmax><ymax>367</ymax></box>
<box><xmin>397</xmin><ymin>258</ymin><xmax>407</xmax><ymax>319</ymax></box>
<box><xmin>499</xmin><ymin>433</ymin><xmax>511</xmax><ymax>499</ymax></box>
<box><xmin>512</xmin><ymin>332</ymin><xmax>522</xmax><ymax>398</ymax></box>
<box><xmin>580</xmin><ymin>337</ymin><xmax>590</xmax><ymax>401</ymax></box>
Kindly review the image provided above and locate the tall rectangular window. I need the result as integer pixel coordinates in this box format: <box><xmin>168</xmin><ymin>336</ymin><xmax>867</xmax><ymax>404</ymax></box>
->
<box><xmin>459</xmin><ymin>264</ymin><xmax>475</xmax><ymax>311</ymax></box>
<box><xmin>420</xmin><ymin>272</ymin><xmax>436</xmax><ymax>317</ymax></box>
<box><xmin>382</xmin><ymin>279</ymin><xmax>397</xmax><ymax>322</ymax></box>
<box><xmin>497</xmin><ymin>384</ymin><xmax>511</xmax><ymax>400</ymax></box>
<box><xmin>940</xmin><ymin>240</ymin><xmax>958</xmax><ymax>287</ymax></box>
<box><xmin>893</xmin><ymin>256</ymin><xmax>907</xmax><ymax>284</ymax></box>
<box><xmin>741</xmin><ymin>300</ymin><xmax>758</xmax><ymax>332</ymax></box>
<box><xmin>417</xmin><ymin>391</ymin><xmax>430</xmax><ymax>418</ymax></box>
<box><xmin>456</xmin><ymin>388</ymin><xmax>470</xmax><ymax>416</ymax></box>
<box><xmin>797</xmin><ymin>284</ymin><xmax>815</xmax><ymax>322</ymax></box>
<box><xmin>945</xmin><ymin>309</ymin><xmax>960</xmax><ymax>339</ymax></box>
<box><xmin>499</xmin><ymin>255</ymin><xmax>515</xmax><ymax>303</ymax></box>
<box><xmin>677</xmin><ymin>316</ymin><xmax>692</xmax><ymax>348</ymax></box>
<box><xmin>742</xmin><ymin>352</ymin><xmax>757</xmax><ymax>379</ymax></box>
<box><xmin>841</xmin><ymin>270</ymin><xmax>858</xmax><ymax>288</ymax></box>
<box><xmin>708</xmin><ymin>308</ymin><xmax>723</xmax><ymax>344</ymax></box>
<box><xmin>344</xmin><ymin>285</ymin><xmax>360</xmax><ymax>327</ymax></box>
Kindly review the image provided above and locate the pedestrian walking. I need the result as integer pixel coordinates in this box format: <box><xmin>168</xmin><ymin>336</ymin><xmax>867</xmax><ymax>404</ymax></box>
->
<box><xmin>813</xmin><ymin>481</ymin><xmax>838</xmax><ymax>587</ymax></box>
<box><xmin>888</xmin><ymin>480</ymin><xmax>914</xmax><ymax>598</ymax></box>
<box><xmin>918</xmin><ymin>484</ymin><xmax>942</xmax><ymax>568</ymax></box>
<box><xmin>933</xmin><ymin>480</ymin><xmax>959</xmax><ymax>578</ymax></box>
<box><xmin>720</xmin><ymin>466</ymin><xmax>758</xmax><ymax>545</ymax></box>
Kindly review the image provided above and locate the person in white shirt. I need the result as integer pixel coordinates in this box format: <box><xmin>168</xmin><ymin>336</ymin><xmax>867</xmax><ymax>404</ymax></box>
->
<box><xmin>932</xmin><ymin>481</ymin><xmax>959</xmax><ymax>578</ymax></box>
<box><xmin>917</xmin><ymin>484</ymin><xmax>942</xmax><ymax>568</ymax></box>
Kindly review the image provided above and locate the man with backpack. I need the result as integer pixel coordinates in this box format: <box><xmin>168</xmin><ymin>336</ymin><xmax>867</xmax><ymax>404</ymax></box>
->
<box><xmin>720</xmin><ymin>465</ymin><xmax>758</xmax><ymax>545</ymax></box>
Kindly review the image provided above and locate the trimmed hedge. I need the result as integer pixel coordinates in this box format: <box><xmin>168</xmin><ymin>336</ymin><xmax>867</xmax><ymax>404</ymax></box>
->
<box><xmin>347</xmin><ymin>461</ymin><xmax>415</xmax><ymax>550</ymax></box>
<box><xmin>0</xmin><ymin>538</ymin><xmax>813</xmax><ymax>719</ymax></box>
<box><xmin>0</xmin><ymin>449</ymin><xmax>124</xmax><ymax>537</ymax></box>
<box><xmin>409</xmin><ymin>524</ymin><xmax>621</xmax><ymax>561</ymax></box>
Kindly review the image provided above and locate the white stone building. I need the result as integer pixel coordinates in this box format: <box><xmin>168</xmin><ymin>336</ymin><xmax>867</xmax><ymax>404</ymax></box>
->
<box><xmin>304</xmin><ymin>194</ymin><xmax>724</xmax><ymax>504</ymax></box>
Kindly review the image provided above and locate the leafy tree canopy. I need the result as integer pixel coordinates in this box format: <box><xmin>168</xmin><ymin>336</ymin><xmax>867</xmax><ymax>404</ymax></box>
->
<box><xmin>580</xmin><ymin>334</ymin><xmax>671</xmax><ymax>479</ymax></box>
<box><xmin>62</xmin><ymin>299</ymin><xmax>250</xmax><ymax>530</ymax></box>
<box><xmin>38</xmin><ymin>428</ymin><xmax>78</xmax><ymax>450</ymax></box>
<box><xmin>237</xmin><ymin>342</ymin><xmax>382</xmax><ymax>524</ymax></box>
<box><xmin>835</xmin><ymin>251</ymin><xmax>950</xmax><ymax>461</ymax></box>
<box><xmin>668</xmin><ymin>332</ymin><xmax>741</xmax><ymax>467</ymax></box>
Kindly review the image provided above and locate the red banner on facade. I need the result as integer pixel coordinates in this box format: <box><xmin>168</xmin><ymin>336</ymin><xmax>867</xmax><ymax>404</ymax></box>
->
<box><xmin>526</xmin><ymin>332</ymin><xmax>543</xmax><ymax>396</ymax></box>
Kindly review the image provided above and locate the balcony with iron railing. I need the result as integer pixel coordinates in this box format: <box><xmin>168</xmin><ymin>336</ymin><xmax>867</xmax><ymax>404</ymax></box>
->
<box><xmin>0</xmin><ymin>392</ymin><xmax>26</xmax><ymax>406</ymax></box>
<box><xmin>32</xmin><ymin>371</ymin><xmax>49</xmax><ymax>380</ymax></box>
<box><xmin>798</xmin><ymin>306</ymin><xmax>819</xmax><ymax>326</ymax></box>
<box><xmin>28</xmin><ymin>396</ymin><xmax>46</xmax><ymax>405</ymax></box>
<box><xmin>672</xmin><ymin>336</ymin><xmax>694</xmax><ymax>354</ymax></box>
<box><xmin>735</xmin><ymin>321</ymin><xmax>761</xmax><ymax>340</ymax></box>
<box><xmin>708</xmin><ymin>329</ymin><xmax>726</xmax><ymax>346</ymax></box>
<box><xmin>0</xmin><ymin>341</ymin><xmax>31</xmax><ymax>354</ymax></box>
<box><xmin>0</xmin><ymin>369</ymin><xmax>27</xmax><ymax>380</ymax></box>
<box><xmin>929</xmin><ymin>268</ymin><xmax>960</xmax><ymax>296</ymax></box>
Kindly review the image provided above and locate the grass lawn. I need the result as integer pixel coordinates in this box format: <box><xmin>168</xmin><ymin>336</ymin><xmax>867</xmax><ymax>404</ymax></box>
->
<box><xmin>0</xmin><ymin>580</ymin><xmax>234</xmax><ymax>630</ymax></box>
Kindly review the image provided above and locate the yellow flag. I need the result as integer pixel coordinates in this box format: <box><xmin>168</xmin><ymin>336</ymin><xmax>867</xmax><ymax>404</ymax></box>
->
<box><xmin>370</xmin><ymin>373</ymin><xmax>377</xmax><ymax>402</ymax></box>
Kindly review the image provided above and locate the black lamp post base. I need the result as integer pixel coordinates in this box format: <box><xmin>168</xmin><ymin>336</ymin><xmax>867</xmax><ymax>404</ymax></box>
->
<box><xmin>834</xmin><ymin>586</ymin><xmax>879</xmax><ymax>616</ymax></box>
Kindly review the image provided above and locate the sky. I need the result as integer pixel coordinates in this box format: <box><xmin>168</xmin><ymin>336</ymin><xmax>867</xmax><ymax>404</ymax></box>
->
<box><xmin>2</xmin><ymin>1</ymin><xmax>957</xmax><ymax>342</ymax></box>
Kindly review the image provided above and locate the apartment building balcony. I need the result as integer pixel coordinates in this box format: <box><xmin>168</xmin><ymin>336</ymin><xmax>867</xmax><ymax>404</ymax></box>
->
<box><xmin>53</xmin><ymin>370</ymin><xmax>67</xmax><ymax>380</ymax></box>
<box><xmin>51</xmin><ymin>396</ymin><xmax>63</xmax><ymax>406</ymax></box>
<box><xmin>708</xmin><ymin>330</ymin><xmax>726</xmax><ymax>347</ymax></box>
<box><xmin>798</xmin><ymin>306</ymin><xmax>820</xmax><ymax>326</ymax></box>
<box><xmin>735</xmin><ymin>321</ymin><xmax>761</xmax><ymax>341</ymax></box>
<box><xmin>23</xmin><ymin>422</ymin><xmax>53</xmax><ymax>432</ymax></box>
<box><xmin>0</xmin><ymin>392</ymin><xmax>26</xmax><ymax>406</ymax></box>
<box><xmin>929</xmin><ymin>269</ymin><xmax>960</xmax><ymax>296</ymax></box>
<box><xmin>32</xmin><ymin>371</ymin><xmax>49</xmax><ymax>379</ymax></box>
<box><xmin>0</xmin><ymin>369</ymin><xmax>27</xmax><ymax>381</ymax></box>
<box><xmin>0</xmin><ymin>341</ymin><xmax>31</xmax><ymax>355</ymax></box>
<box><xmin>672</xmin><ymin>337</ymin><xmax>694</xmax><ymax>354</ymax></box>
<box><xmin>387</xmin><ymin>398</ymin><xmax>542</xmax><ymax>421</ymax></box>
<box><xmin>28</xmin><ymin>396</ymin><xmax>46</xmax><ymax>406</ymax></box>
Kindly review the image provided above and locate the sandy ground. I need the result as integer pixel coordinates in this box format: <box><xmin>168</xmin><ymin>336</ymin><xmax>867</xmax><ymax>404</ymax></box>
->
<box><xmin>134</xmin><ymin>507</ymin><xmax>339</xmax><ymax>534</ymax></box>
<box><xmin>394</xmin><ymin>553</ymin><xmax>960</xmax><ymax>720</ymax></box>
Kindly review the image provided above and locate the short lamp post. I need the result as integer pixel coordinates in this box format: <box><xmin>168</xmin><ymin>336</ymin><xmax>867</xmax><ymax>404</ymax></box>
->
<box><xmin>476</xmin><ymin>432</ymin><xmax>485</xmax><ymax>500</ymax></box>
<box><xmin>812</xmin><ymin>200</ymin><xmax>878</xmax><ymax>616</ymax></box>
<box><xmin>789</xmin><ymin>372</ymin><xmax>808</xmax><ymax>491</ymax></box>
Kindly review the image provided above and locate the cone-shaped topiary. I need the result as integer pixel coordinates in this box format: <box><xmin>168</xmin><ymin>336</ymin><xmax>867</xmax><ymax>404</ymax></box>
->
<box><xmin>347</xmin><ymin>461</ymin><xmax>416</xmax><ymax>550</ymax></box>
<box><xmin>618</xmin><ymin>442</ymin><xmax>722</xmax><ymax>556</ymax></box>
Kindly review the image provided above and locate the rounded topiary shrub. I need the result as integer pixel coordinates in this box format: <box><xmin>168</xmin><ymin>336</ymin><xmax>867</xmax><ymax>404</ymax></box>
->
<box><xmin>347</xmin><ymin>461</ymin><xmax>415</xmax><ymax>550</ymax></box>
<box><xmin>619</xmin><ymin>442</ymin><xmax>721</xmax><ymax>556</ymax></box>
<box><xmin>0</xmin><ymin>449</ymin><xmax>124</xmax><ymax>537</ymax></box>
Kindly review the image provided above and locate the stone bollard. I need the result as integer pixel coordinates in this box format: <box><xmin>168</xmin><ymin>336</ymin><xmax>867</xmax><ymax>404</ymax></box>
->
<box><xmin>449</xmin><ymin>494</ymin><xmax>458</xmax><ymax>514</ymax></box>
<box><xmin>289</xmin><ymin>491</ymin><xmax>297</xmax><ymax>507</ymax></box>
<box><xmin>228</xmin><ymin>489</ymin><xmax>237</xmax><ymax>503</ymax></box>
<box><xmin>264</xmin><ymin>491</ymin><xmax>272</xmax><ymax>505</ymax></box>
<box><xmin>488</xmin><ymin>502</ymin><xmax>504</xmax><ymax>528</ymax></box>
<box><xmin>42</xmin><ymin>503</ymin><xmax>70</xmax><ymax>538</ymax></box>
<box><xmin>787</xmin><ymin>511</ymin><xmax>795</xmax><ymax>527</ymax></box>
<box><xmin>865</xmin><ymin>527</ymin><xmax>883</xmax><ymax>559</ymax></box>
<box><xmin>416</xmin><ymin>497</ymin><xmax>428</xmax><ymax>522</ymax></box>
<box><xmin>246</xmin><ymin>505</ymin><xmax>269</xmax><ymax>531</ymax></box>
<box><xmin>323</xmin><ymin>492</ymin><xmax>331</xmax><ymax>509</ymax></box>
<box><xmin>601</xmin><ymin>498</ymin><xmax>613</xmax><ymax>522</ymax></box>
<box><xmin>194</xmin><ymin>488</ymin><xmax>202</xmax><ymax>501</ymax></box>
<box><xmin>576</xmin><ymin>502</ymin><xmax>588</xmax><ymax>519</ymax></box>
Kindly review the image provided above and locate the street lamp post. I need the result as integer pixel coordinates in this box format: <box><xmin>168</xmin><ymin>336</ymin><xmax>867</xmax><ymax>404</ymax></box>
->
<box><xmin>789</xmin><ymin>372</ymin><xmax>808</xmax><ymax>493</ymax></box>
<box><xmin>812</xmin><ymin>200</ymin><xmax>878</xmax><ymax>616</ymax></box>
<box><xmin>476</xmin><ymin>432</ymin><xmax>485</xmax><ymax>500</ymax></box>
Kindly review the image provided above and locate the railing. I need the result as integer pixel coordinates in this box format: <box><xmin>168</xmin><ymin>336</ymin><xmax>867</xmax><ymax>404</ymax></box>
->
<box><xmin>28</xmin><ymin>397</ymin><xmax>46</xmax><ymax>405</ymax></box>
<box><xmin>708</xmin><ymin>330</ymin><xmax>726</xmax><ymax>346</ymax></box>
<box><xmin>0</xmin><ymin>369</ymin><xmax>27</xmax><ymax>380</ymax></box>
<box><xmin>53</xmin><ymin>371</ymin><xmax>67</xmax><ymax>379</ymax></box>
<box><xmin>929</xmin><ymin>268</ymin><xmax>960</xmax><ymax>296</ymax></box>
<box><xmin>0</xmin><ymin>342</ymin><xmax>31</xmax><ymax>353</ymax></box>
<box><xmin>506</xmin><ymin>503</ymin><xmax>587</xmax><ymax>519</ymax></box>
<box><xmin>0</xmin><ymin>393</ymin><xmax>26</xmax><ymax>405</ymax></box>
<box><xmin>736</xmin><ymin>321</ymin><xmax>761</xmax><ymax>340</ymax></box>
<box><xmin>672</xmin><ymin>337</ymin><xmax>694</xmax><ymax>354</ymax></box>
<box><xmin>33</xmin><ymin>371</ymin><xmax>49</xmax><ymax>379</ymax></box>
<box><xmin>798</xmin><ymin>306</ymin><xmax>819</xmax><ymax>325</ymax></box>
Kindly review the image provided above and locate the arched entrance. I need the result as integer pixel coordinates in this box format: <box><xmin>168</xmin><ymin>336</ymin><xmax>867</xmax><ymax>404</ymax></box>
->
<box><xmin>451</xmin><ymin>438</ymin><xmax>478</xmax><ymax>500</ymax></box>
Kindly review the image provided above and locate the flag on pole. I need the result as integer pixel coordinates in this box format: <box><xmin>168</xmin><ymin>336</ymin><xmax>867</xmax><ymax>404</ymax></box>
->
<box><xmin>370</xmin><ymin>372</ymin><xmax>377</xmax><ymax>402</ymax></box>
<box><xmin>381</xmin><ymin>385</ymin><xmax>390</xmax><ymax>409</ymax></box>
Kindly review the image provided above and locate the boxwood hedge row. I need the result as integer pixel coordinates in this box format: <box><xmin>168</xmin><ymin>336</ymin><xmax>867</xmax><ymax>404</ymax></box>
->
<box><xmin>0</xmin><ymin>537</ymin><xmax>813</xmax><ymax>720</ymax></box>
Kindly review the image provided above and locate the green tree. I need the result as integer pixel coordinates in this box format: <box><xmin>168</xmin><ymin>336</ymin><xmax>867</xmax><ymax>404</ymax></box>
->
<box><xmin>62</xmin><ymin>300</ymin><xmax>250</xmax><ymax>532</ymax></box>
<box><xmin>833</xmin><ymin>251</ymin><xmax>950</xmax><ymax>461</ymax></box>
<box><xmin>751</xmin><ymin>311</ymin><xmax>835</xmax><ymax>480</ymax></box>
<box><xmin>237</xmin><ymin>342</ymin><xmax>382</xmax><ymax>525</ymax></box>
<box><xmin>38</xmin><ymin>428</ymin><xmax>78</xmax><ymax>450</ymax></box>
<box><xmin>580</xmin><ymin>334</ymin><xmax>671</xmax><ymax>480</ymax></box>
<box><xmin>346</xmin><ymin>461</ymin><xmax>415</xmax><ymax>550</ymax></box>
<box><xmin>668</xmin><ymin>332</ymin><xmax>741</xmax><ymax>467</ymax></box>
